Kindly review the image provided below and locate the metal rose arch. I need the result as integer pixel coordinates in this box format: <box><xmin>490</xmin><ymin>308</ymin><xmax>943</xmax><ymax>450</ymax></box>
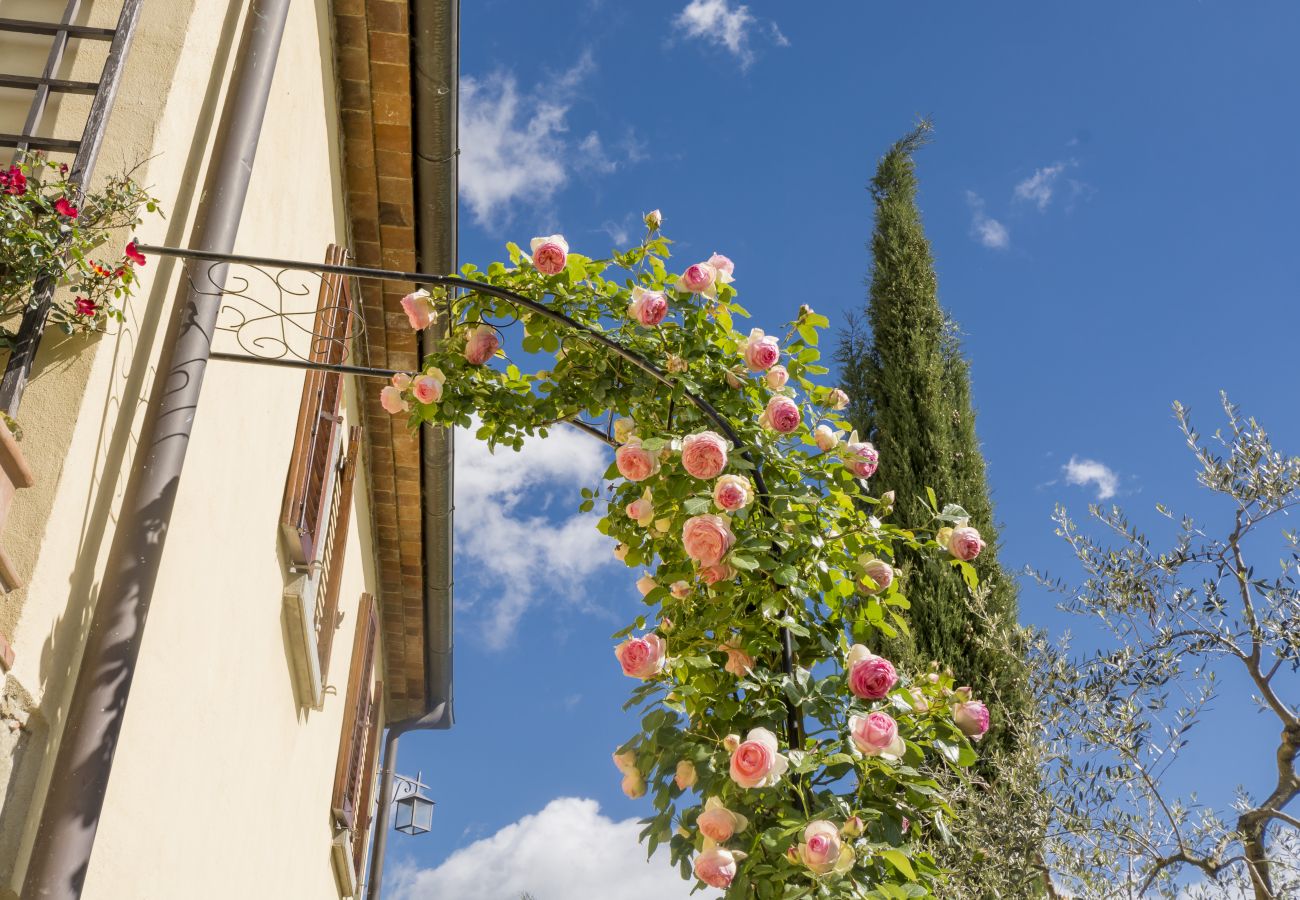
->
<box><xmin>140</xmin><ymin>226</ymin><xmax>994</xmax><ymax>898</ymax></box>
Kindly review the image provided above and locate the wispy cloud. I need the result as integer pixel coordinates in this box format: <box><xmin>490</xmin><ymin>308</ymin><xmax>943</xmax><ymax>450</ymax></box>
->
<box><xmin>1063</xmin><ymin>455</ymin><xmax>1119</xmax><ymax>500</ymax></box>
<box><xmin>965</xmin><ymin>191</ymin><xmax>1010</xmax><ymax>250</ymax></box>
<box><xmin>454</xmin><ymin>423</ymin><xmax>617</xmax><ymax>649</ymax></box>
<box><xmin>459</xmin><ymin>53</ymin><xmax>634</xmax><ymax>227</ymax></box>
<box><xmin>673</xmin><ymin>0</ymin><xmax>785</xmax><ymax>68</ymax></box>
<box><xmin>1013</xmin><ymin>162</ymin><xmax>1070</xmax><ymax>211</ymax></box>
<box><xmin>388</xmin><ymin>798</ymin><xmax>717</xmax><ymax>900</ymax></box>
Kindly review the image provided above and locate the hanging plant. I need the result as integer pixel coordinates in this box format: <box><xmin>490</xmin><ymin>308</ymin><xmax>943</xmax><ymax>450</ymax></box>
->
<box><xmin>384</xmin><ymin>216</ymin><xmax>993</xmax><ymax>897</ymax></box>
<box><xmin>0</xmin><ymin>153</ymin><xmax>161</xmax><ymax>346</ymax></box>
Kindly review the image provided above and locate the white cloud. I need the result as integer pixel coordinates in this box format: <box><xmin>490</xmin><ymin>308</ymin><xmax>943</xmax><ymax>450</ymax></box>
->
<box><xmin>460</xmin><ymin>53</ymin><xmax>633</xmax><ymax>227</ymax></box>
<box><xmin>388</xmin><ymin>798</ymin><xmax>716</xmax><ymax>900</ymax></box>
<box><xmin>454</xmin><ymin>423</ymin><xmax>617</xmax><ymax>648</ymax></box>
<box><xmin>674</xmin><ymin>0</ymin><xmax>785</xmax><ymax>67</ymax></box>
<box><xmin>965</xmin><ymin>191</ymin><xmax>1010</xmax><ymax>250</ymax></box>
<box><xmin>1062</xmin><ymin>455</ymin><xmax>1119</xmax><ymax>500</ymax></box>
<box><xmin>1013</xmin><ymin>162</ymin><xmax>1069</xmax><ymax>211</ymax></box>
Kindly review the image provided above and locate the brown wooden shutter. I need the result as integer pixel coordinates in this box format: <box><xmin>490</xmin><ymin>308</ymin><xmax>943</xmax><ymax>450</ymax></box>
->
<box><xmin>332</xmin><ymin>592</ymin><xmax>379</xmax><ymax>831</ymax></box>
<box><xmin>315</xmin><ymin>425</ymin><xmax>361</xmax><ymax>680</ymax></box>
<box><xmin>280</xmin><ymin>244</ymin><xmax>353</xmax><ymax>566</ymax></box>
<box><xmin>351</xmin><ymin>680</ymin><xmax>382</xmax><ymax>877</ymax></box>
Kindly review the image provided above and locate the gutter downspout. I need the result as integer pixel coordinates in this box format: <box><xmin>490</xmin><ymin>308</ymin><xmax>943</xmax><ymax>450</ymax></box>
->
<box><xmin>362</xmin><ymin>1</ymin><xmax>458</xmax><ymax>896</ymax></box>
<box><xmin>20</xmin><ymin>2</ymin><xmax>293</xmax><ymax>896</ymax></box>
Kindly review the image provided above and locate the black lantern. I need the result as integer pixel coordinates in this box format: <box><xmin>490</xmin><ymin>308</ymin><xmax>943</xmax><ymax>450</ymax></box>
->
<box><xmin>393</xmin><ymin>773</ymin><xmax>434</xmax><ymax>836</ymax></box>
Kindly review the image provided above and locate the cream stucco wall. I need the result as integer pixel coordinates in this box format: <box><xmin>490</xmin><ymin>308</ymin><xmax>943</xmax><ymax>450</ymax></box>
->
<box><xmin>0</xmin><ymin>1</ymin><xmax>386</xmax><ymax>897</ymax></box>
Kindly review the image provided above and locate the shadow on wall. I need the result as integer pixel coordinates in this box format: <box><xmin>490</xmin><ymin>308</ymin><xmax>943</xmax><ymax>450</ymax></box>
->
<box><xmin>0</xmin><ymin>0</ymin><xmax>246</xmax><ymax>892</ymax></box>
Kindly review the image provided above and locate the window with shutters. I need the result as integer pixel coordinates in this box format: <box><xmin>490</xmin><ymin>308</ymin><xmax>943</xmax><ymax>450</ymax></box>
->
<box><xmin>280</xmin><ymin>244</ymin><xmax>359</xmax><ymax>707</ymax></box>
<box><xmin>330</xmin><ymin>593</ymin><xmax>381</xmax><ymax>890</ymax></box>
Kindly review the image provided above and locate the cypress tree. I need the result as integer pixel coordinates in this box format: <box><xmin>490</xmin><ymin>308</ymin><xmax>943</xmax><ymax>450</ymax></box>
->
<box><xmin>837</xmin><ymin>122</ymin><xmax>1030</xmax><ymax>761</ymax></box>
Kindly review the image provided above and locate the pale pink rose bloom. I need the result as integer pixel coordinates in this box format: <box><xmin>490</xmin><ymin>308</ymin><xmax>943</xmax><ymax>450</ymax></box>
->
<box><xmin>644</xmin><ymin>209</ymin><xmax>662</xmax><ymax>230</ymax></box>
<box><xmin>697</xmin><ymin>797</ymin><xmax>749</xmax><ymax>843</ymax></box>
<box><xmin>628</xmin><ymin>286</ymin><xmax>669</xmax><ymax>326</ymax></box>
<box><xmin>828</xmin><ymin>388</ymin><xmax>850</xmax><ymax>410</ymax></box>
<box><xmin>843</xmin><ymin>441</ymin><xmax>879</xmax><ymax>479</ymax></box>
<box><xmin>694</xmin><ymin>847</ymin><xmax>742</xmax><ymax>889</ymax></box>
<box><xmin>719</xmin><ymin>641</ymin><xmax>754</xmax><ymax>677</ymax></box>
<box><xmin>621</xmin><ymin>774</ymin><xmax>646</xmax><ymax>798</ymax></box>
<box><xmin>765</xmin><ymin>365</ymin><xmax>789</xmax><ymax>389</ymax></box>
<box><xmin>763</xmin><ymin>395</ymin><xmax>801</xmax><ymax>434</ymax></box>
<box><xmin>615</xmin><ymin>633</ymin><xmax>667</xmax><ymax>679</ymax></box>
<box><xmin>798</xmin><ymin>820</ymin><xmax>852</xmax><ymax>876</ymax></box>
<box><xmin>674</xmin><ymin>760</ymin><xmax>698</xmax><ymax>790</ymax></box>
<box><xmin>379</xmin><ymin>386</ymin><xmax>408</xmax><ymax>414</ymax></box>
<box><xmin>707</xmin><ymin>252</ymin><xmax>735</xmax><ymax>282</ymax></box>
<box><xmin>857</xmin><ymin>558</ymin><xmax>894</xmax><ymax>594</ymax></box>
<box><xmin>530</xmin><ymin>234</ymin><xmax>569</xmax><ymax>275</ymax></box>
<box><xmin>741</xmin><ymin>328</ymin><xmax>780</xmax><ymax>371</ymax></box>
<box><xmin>659</xmin><ymin>617</ymin><xmax>674</xmax><ymax>632</ymax></box>
<box><xmin>814</xmin><ymin>424</ymin><xmax>840</xmax><ymax>452</ymax></box>
<box><xmin>712</xmin><ymin>474</ymin><xmax>752</xmax><ymax>512</ymax></box>
<box><xmin>613</xmin><ymin>418</ymin><xmax>636</xmax><ymax>444</ymax></box>
<box><xmin>682</xmin><ymin>514</ymin><xmax>735</xmax><ymax>566</ymax></box>
<box><xmin>615</xmin><ymin>439</ymin><xmax>660</xmax><ymax>482</ymax></box>
<box><xmin>908</xmin><ymin>687</ymin><xmax>930</xmax><ymax>713</ymax></box>
<box><xmin>841</xmin><ymin>815</ymin><xmax>864</xmax><ymax>838</ymax></box>
<box><xmin>722</xmin><ymin>734</ymin><xmax>741</xmax><ymax>752</ymax></box>
<box><xmin>678</xmin><ymin>262</ymin><xmax>718</xmax><ymax>297</ymax></box>
<box><xmin>391</xmin><ymin>372</ymin><xmax>412</xmax><ymax>390</ymax></box>
<box><xmin>954</xmin><ymin>700</ymin><xmax>991</xmax><ymax>741</ymax></box>
<box><xmin>725</xmin><ymin>368</ymin><xmax>744</xmax><ymax>390</ymax></box>
<box><xmin>845</xmin><ymin>644</ymin><xmax>899</xmax><ymax>700</ymax></box>
<box><xmin>635</xmin><ymin>575</ymin><xmax>657</xmax><ymax>597</ymax></box>
<box><xmin>849</xmin><ymin>712</ymin><xmax>905</xmax><ymax>760</ymax></box>
<box><xmin>612</xmin><ymin>750</ymin><xmax>638</xmax><ymax>776</ymax></box>
<box><xmin>670</xmin><ymin>580</ymin><xmax>692</xmax><ymax>600</ymax></box>
<box><xmin>613</xmin><ymin>543</ymin><xmax>629</xmax><ymax>561</ymax></box>
<box><xmin>699</xmin><ymin>562</ymin><xmax>736</xmax><ymax>585</ymax></box>
<box><xmin>463</xmin><ymin>324</ymin><xmax>499</xmax><ymax>365</ymax></box>
<box><xmin>729</xmin><ymin>727</ymin><xmax>789</xmax><ymax>788</ymax></box>
<box><xmin>412</xmin><ymin>369</ymin><xmax>445</xmax><ymax>404</ymax></box>
<box><xmin>681</xmin><ymin>431</ymin><xmax>729</xmax><ymax>479</ymax></box>
<box><xmin>626</xmin><ymin>494</ymin><xmax>654</xmax><ymax>525</ymax></box>
<box><xmin>948</xmin><ymin>526</ymin><xmax>986</xmax><ymax>561</ymax></box>
<box><xmin>400</xmin><ymin>288</ymin><xmax>435</xmax><ymax>330</ymax></box>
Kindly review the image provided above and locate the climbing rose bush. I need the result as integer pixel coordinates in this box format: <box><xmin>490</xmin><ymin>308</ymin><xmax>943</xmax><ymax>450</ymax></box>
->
<box><xmin>384</xmin><ymin>217</ymin><xmax>991</xmax><ymax>897</ymax></box>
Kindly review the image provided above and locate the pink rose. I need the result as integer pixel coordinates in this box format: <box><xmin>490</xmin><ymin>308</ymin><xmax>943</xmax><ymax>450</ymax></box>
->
<box><xmin>464</xmin><ymin>324</ymin><xmax>500</xmax><ymax>365</ymax></box>
<box><xmin>798</xmin><ymin>820</ymin><xmax>852</xmax><ymax>876</ymax></box>
<box><xmin>530</xmin><ymin>234</ymin><xmax>569</xmax><ymax>275</ymax></box>
<box><xmin>828</xmin><ymin>388</ymin><xmax>850</xmax><ymax>410</ymax></box>
<box><xmin>741</xmin><ymin>328</ymin><xmax>780</xmax><ymax>372</ymax></box>
<box><xmin>400</xmin><ymin>288</ymin><xmax>435</xmax><ymax>330</ymax></box>
<box><xmin>907</xmin><ymin>687</ymin><xmax>930</xmax><ymax>713</ymax></box>
<box><xmin>621</xmin><ymin>774</ymin><xmax>646</xmax><ymax>798</ymax></box>
<box><xmin>629</xmin><ymin>287</ymin><xmax>668</xmax><ymax>326</ymax></box>
<box><xmin>712</xmin><ymin>474</ymin><xmax>751</xmax><ymax>512</ymax></box>
<box><xmin>626</xmin><ymin>493</ymin><xmax>654</xmax><ymax>525</ymax></box>
<box><xmin>635</xmin><ymin>575</ymin><xmax>657</xmax><ymax>596</ymax></box>
<box><xmin>615</xmin><ymin>634</ymin><xmax>667</xmax><ymax>679</ymax></box>
<box><xmin>645</xmin><ymin>209</ymin><xmax>662</xmax><ymax>230</ymax></box>
<box><xmin>857</xmin><ymin>558</ymin><xmax>894</xmax><ymax>594</ymax></box>
<box><xmin>849</xmin><ymin>712</ymin><xmax>905</xmax><ymax>760</ymax></box>
<box><xmin>845</xmin><ymin>645</ymin><xmax>898</xmax><ymax>700</ymax></box>
<box><xmin>682</xmin><ymin>515</ymin><xmax>735</xmax><ymax>566</ymax></box>
<box><xmin>765</xmin><ymin>365</ymin><xmax>789</xmax><ymax>389</ymax></box>
<box><xmin>613</xmin><ymin>750</ymin><xmax>644</xmax><ymax>797</ymax></box>
<box><xmin>697</xmin><ymin>797</ymin><xmax>748</xmax><ymax>843</ymax></box>
<box><xmin>679</xmin><ymin>262</ymin><xmax>718</xmax><ymax>297</ymax></box>
<box><xmin>729</xmin><ymin>727</ymin><xmax>789</xmax><ymax>788</ymax></box>
<box><xmin>843</xmin><ymin>441</ymin><xmax>879</xmax><ymax>479</ymax></box>
<box><xmin>615</xmin><ymin>439</ymin><xmax>660</xmax><ymax>482</ymax></box>
<box><xmin>954</xmin><ymin>700</ymin><xmax>990</xmax><ymax>741</ymax></box>
<box><xmin>707</xmin><ymin>252</ymin><xmax>735</xmax><ymax>282</ymax></box>
<box><xmin>391</xmin><ymin>372</ymin><xmax>412</xmax><ymax>391</ymax></box>
<box><xmin>814</xmin><ymin>425</ymin><xmax>840</xmax><ymax>452</ymax></box>
<box><xmin>699</xmin><ymin>562</ymin><xmax>736</xmax><ymax>585</ymax></box>
<box><xmin>841</xmin><ymin>816</ymin><xmax>864</xmax><ymax>838</ymax></box>
<box><xmin>762</xmin><ymin>395</ymin><xmax>801</xmax><ymax>434</ymax></box>
<box><xmin>719</xmin><ymin>641</ymin><xmax>754</xmax><ymax>677</ymax></box>
<box><xmin>948</xmin><ymin>526</ymin><xmax>985</xmax><ymax>561</ymax></box>
<box><xmin>722</xmin><ymin>734</ymin><xmax>741</xmax><ymax>752</ymax></box>
<box><xmin>612</xmin><ymin>543</ymin><xmax>629</xmax><ymax>561</ymax></box>
<box><xmin>694</xmin><ymin>847</ymin><xmax>742</xmax><ymax>889</ymax></box>
<box><xmin>681</xmin><ymin>431</ymin><xmax>729</xmax><ymax>479</ymax></box>
<box><xmin>674</xmin><ymin>760</ymin><xmax>698</xmax><ymax>790</ymax></box>
<box><xmin>379</xmin><ymin>386</ymin><xmax>408</xmax><ymax>414</ymax></box>
<box><xmin>412</xmin><ymin>368</ymin><xmax>446</xmax><ymax>404</ymax></box>
<box><xmin>670</xmin><ymin>580</ymin><xmax>691</xmax><ymax>600</ymax></box>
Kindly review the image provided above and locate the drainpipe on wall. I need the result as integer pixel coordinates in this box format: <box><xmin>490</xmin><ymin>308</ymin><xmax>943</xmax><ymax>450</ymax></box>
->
<box><xmin>19</xmin><ymin>2</ymin><xmax>293</xmax><ymax>896</ymax></box>
<box><xmin>362</xmin><ymin>0</ymin><xmax>458</xmax><ymax>897</ymax></box>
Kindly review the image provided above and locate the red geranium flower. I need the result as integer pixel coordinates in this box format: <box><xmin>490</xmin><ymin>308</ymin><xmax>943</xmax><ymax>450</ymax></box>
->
<box><xmin>1</xmin><ymin>165</ymin><xmax>26</xmax><ymax>196</ymax></box>
<box><xmin>54</xmin><ymin>197</ymin><xmax>79</xmax><ymax>218</ymax></box>
<box><xmin>73</xmin><ymin>296</ymin><xmax>98</xmax><ymax>317</ymax></box>
<box><xmin>125</xmin><ymin>241</ymin><xmax>146</xmax><ymax>266</ymax></box>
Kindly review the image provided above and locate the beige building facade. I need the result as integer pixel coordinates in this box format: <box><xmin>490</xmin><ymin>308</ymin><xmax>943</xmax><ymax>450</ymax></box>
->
<box><xmin>0</xmin><ymin>1</ymin><xmax>447</xmax><ymax>897</ymax></box>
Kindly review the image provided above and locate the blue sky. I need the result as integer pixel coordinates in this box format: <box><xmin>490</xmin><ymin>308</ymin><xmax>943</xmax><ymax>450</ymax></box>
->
<box><xmin>383</xmin><ymin>3</ymin><xmax>1300</xmax><ymax>896</ymax></box>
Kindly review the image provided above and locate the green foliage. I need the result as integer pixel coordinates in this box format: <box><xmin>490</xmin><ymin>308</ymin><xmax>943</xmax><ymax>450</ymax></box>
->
<box><xmin>389</xmin><ymin>222</ymin><xmax>994</xmax><ymax>896</ymax></box>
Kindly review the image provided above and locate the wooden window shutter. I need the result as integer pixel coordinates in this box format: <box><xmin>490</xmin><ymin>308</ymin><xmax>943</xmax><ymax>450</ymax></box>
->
<box><xmin>315</xmin><ymin>425</ymin><xmax>361</xmax><ymax>681</ymax></box>
<box><xmin>280</xmin><ymin>244</ymin><xmax>353</xmax><ymax>566</ymax></box>
<box><xmin>332</xmin><ymin>593</ymin><xmax>379</xmax><ymax>832</ymax></box>
<box><xmin>351</xmin><ymin>680</ymin><xmax>382</xmax><ymax>877</ymax></box>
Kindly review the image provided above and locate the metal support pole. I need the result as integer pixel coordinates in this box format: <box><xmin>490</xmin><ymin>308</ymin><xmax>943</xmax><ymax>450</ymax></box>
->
<box><xmin>364</xmin><ymin>727</ymin><xmax>403</xmax><ymax>900</ymax></box>
<box><xmin>20</xmin><ymin>2</ymin><xmax>292</xmax><ymax>895</ymax></box>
